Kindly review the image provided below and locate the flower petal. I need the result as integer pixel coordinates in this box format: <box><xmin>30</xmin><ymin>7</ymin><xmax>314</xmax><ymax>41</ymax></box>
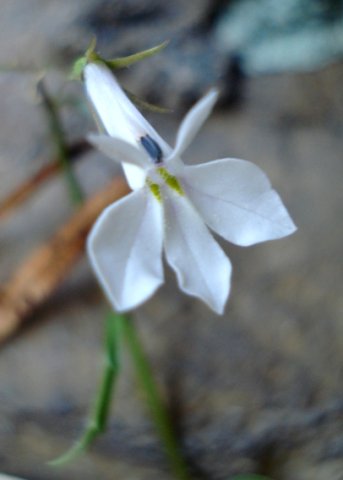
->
<box><xmin>84</xmin><ymin>62</ymin><xmax>171</xmax><ymax>153</ymax></box>
<box><xmin>163</xmin><ymin>188</ymin><xmax>232</xmax><ymax>314</ymax></box>
<box><xmin>88</xmin><ymin>133</ymin><xmax>150</xmax><ymax>169</ymax></box>
<box><xmin>121</xmin><ymin>163</ymin><xmax>147</xmax><ymax>190</ymax></box>
<box><xmin>88</xmin><ymin>188</ymin><xmax>164</xmax><ymax>312</ymax></box>
<box><xmin>180</xmin><ymin>158</ymin><xmax>297</xmax><ymax>246</ymax></box>
<box><xmin>87</xmin><ymin>133</ymin><xmax>148</xmax><ymax>190</ymax></box>
<box><xmin>171</xmin><ymin>89</ymin><xmax>219</xmax><ymax>160</ymax></box>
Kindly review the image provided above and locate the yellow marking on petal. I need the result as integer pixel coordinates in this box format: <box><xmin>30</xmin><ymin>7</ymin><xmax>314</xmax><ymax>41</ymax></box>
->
<box><xmin>157</xmin><ymin>167</ymin><xmax>184</xmax><ymax>195</ymax></box>
<box><xmin>147</xmin><ymin>179</ymin><xmax>162</xmax><ymax>202</ymax></box>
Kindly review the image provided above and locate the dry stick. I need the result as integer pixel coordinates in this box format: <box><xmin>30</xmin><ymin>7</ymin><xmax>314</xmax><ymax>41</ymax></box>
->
<box><xmin>0</xmin><ymin>176</ymin><xmax>130</xmax><ymax>343</ymax></box>
<box><xmin>0</xmin><ymin>140</ymin><xmax>90</xmax><ymax>221</ymax></box>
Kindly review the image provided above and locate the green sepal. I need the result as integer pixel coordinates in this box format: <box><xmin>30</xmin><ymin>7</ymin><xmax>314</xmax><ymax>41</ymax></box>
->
<box><xmin>71</xmin><ymin>36</ymin><xmax>99</xmax><ymax>80</ymax></box>
<box><xmin>105</xmin><ymin>40</ymin><xmax>169</xmax><ymax>69</ymax></box>
<box><xmin>125</xmin><ymin>89</ymin><xmax>170</xmax><ymax>114</ymax></box>
<box><xmin>71</xmin><ymin>57</ymin><xmax>88</xmax><ymax>80</ymax></box>
<box><xmin>71</xmin><ymin>39</ymin><xmax>168</xmax><ymax>81</ymax></box>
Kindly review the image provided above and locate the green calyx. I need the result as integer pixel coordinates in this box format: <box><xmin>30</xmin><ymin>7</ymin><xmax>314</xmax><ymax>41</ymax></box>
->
<box><xmin>71</xmin><ymin>37</ymin><xmax>98</xmax><ymax>80</ymax></box>
<box><xmin>72</xmin><ymin>39</ymin><xmax>169</xmax><ymax>114</ymax></box>
<box><xmin>158</xmin><ymin>167</ymin><xmax>184</xmax><ymax>196</ymax></box>
<box><xmin>71</xmin><ymin>38</ymin><xmax>168</xmax><ymax>81</ymax></box>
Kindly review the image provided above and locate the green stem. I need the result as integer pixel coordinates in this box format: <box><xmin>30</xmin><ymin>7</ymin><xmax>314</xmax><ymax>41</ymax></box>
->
<box><xmin>37</xmin><ymin>79</ymin><xmax>83</xmax><ymax>205</ymax></box>
<box><xmin>121</xmin><ymin>314</ymin><xmax>191</xmax><ymax>480</ymax></box>
<box><xmin>50</xmin><ymin>311</ymin><xmax>191</xmax><ymax>479</ymax></box>
<box><xmin>49</xmin><ymin>311</ymin><xmax>123</xmax><ymax>466</ymax></box>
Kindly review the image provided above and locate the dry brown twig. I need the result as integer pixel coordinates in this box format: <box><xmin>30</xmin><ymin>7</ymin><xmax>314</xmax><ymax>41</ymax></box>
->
<box><xmin>0</xmin><ymin>176</ymin><xmax>130</xmax><ymax>343</ymax></box>
<box><xmin>0</xmin><ymin>140</ymin><xmax>90</xmax><ymax>221</ymax></box>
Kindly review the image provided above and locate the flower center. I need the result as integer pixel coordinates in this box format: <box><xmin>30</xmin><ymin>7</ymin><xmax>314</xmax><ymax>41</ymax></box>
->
<box><xmin>141</xmin><ymin>135</ymin><xmax>184</xmax><ymax>201</ymax></box>
<box><xmin>140</xmin><ymin>134</ymin><xmax>163</xmax><ymax>164</ymax></box>
<box><xmin>147</xmin><ymin>168</ymin><xmax>184</xmax><ymax>201</ymax></box>
<box><xmin>157</xmin><ymin>167</ymin><xmax>184</xmax><ymax>196</ymax></box>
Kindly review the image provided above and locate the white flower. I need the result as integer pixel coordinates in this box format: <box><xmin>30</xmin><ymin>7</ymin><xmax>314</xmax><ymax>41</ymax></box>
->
<box><xmin>84</xmin><ymin>62</ymin><xmax>296</xmax><ymax>314</ymax></box>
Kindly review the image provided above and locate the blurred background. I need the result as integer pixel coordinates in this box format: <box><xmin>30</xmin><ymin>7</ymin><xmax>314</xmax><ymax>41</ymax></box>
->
<box><xmin>0</xmin><ymin>1</ymin><xmax>342</xmax><ymax>479</ymax></box>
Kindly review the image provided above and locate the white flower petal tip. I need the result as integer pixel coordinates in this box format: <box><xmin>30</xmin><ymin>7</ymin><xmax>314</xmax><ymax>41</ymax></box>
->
<box><xmin>163</xmin><ymin>189</ymin><xmax>232</xmax><ymax>315</ymax></box>
<box><xmin>180</xmin><ymin>158</ymin><xmax>297</xmax><ymax>247</ymax></box>
<box><xmin>87</xmin><ymin>133</ymin><xmax>148</xmax><ymax>190</ymax></box>
<box><xmin>84</xmin><ymin>63</ymin><xmax>133</xmax><ymax>141</ymax></box>
<box><xmin>84</xmin><ymin>62</ymin><xmax>170</xmax><ymax>150</ymax></box>
<box><xmin>87</xmin><ymin>189</ymin><xmax>164</xmax><ymax>312</ymax></box>
<box><xmin>172</xmin><ymin>88</ymin><xmax>219</xmax><ymax>159</ymax></box>
<box><xmin>87</xmin><ymin>133</ymin><xmax>149</xmax><ymax>168</ymax></box>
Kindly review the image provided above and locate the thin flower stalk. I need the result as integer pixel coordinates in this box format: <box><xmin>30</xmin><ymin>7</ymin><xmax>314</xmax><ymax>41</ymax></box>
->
<box><xmin>121</xmin><ymin>315</ymin><xmax>191</xmax><ymax>480</ymax></box>
<box><xmin>37</xmin><ymin>79</ymin><xmax>83</xmax><ymax>205</ymax></box>
<box><xmin>49</xmin><ymin>310</ymin><xmax>122</xmax><ymax>466</ymax></box>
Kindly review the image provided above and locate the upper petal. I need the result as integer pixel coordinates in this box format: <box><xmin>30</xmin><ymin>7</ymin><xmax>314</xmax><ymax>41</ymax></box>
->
<box><xmin>88</xmin><ymin>188</ymin><xmax>164</xmax><ymax>312</ymax></box>
<box><xmin>163</xmin><ymin>187</ymin><xmax>232</xmax><ymax>314</ymax></box>
<box><xmin>171</xmin><ymin>89</ymin><xmax>219</xmax><ymax>160</ymax></box>
<box><xmin>180</xmin><ymin>158</ymin><xmax>297</xmax><ymax>246</ymax></box>
<box><xmin>84</xmin><ymin>62</ymin><xmax>171</xmax><ymax>155</ymax></box>
<box><xmin>85</xmin><ymin>62</ymin><xmax>138</xmax><ymax>144</ymax></box>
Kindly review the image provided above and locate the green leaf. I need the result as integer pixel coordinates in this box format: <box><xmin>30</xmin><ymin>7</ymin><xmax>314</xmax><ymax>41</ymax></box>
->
<box><xmin>105</xmin><ymin>40</ymin><xmax>169</xmax><ymax>69</ymax></box>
